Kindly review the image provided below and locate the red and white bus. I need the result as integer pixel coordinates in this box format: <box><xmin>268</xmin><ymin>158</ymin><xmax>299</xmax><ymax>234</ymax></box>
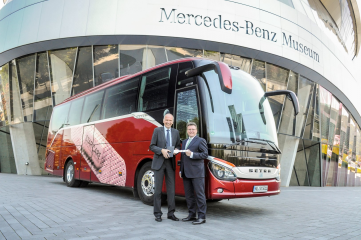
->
<box><xmin>45</xmin><ymin>57</ymin><xmax>299</xmax><ymax>205</ymax></box>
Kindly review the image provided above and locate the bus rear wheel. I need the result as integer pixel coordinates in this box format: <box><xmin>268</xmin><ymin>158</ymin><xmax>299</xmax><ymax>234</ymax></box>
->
<box><xmin>65</xmin><ymin>160</ymin><xmax>81</xmax><ymax>187</ymax></box>
<box><xmin>137</xmin><ymin>162</ymin><xmax>154</xmax><ymax>205</ymax></box>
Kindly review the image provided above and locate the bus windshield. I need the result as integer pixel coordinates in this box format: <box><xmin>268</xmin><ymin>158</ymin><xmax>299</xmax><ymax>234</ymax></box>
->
<box><xmin>201</xmin><ymin>68</ymin><xmax>278</xmax><ymax>145</ymax></box>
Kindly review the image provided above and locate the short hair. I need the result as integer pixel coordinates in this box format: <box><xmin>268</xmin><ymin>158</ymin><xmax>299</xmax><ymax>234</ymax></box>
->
<box><xmin>163</xmin><ymin>113</ymin><xmax>174</xmax><ymax>120</ymax></box>
<box><xmin>187</xmin><ymin>122</ymin><xmax>197</xmax><ymax>128</ymax></box>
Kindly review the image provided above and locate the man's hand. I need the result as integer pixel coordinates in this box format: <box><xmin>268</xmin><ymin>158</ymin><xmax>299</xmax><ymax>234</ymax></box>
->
<box><xmin>161</xmin><ymin>149</ymin><xmax>171</xmax><ymax>159</ymax></box>
<box><xmin>186</xmin><ymin>149</ymin><xmax>192</xmax><ymax>157</ymax></box>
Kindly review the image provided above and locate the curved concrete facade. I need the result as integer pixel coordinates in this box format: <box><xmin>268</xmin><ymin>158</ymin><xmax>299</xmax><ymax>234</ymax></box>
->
<box><xmin>0</xmin><ymin>0</ymin><xmax>360</xmax><ymax>125</ymax></box>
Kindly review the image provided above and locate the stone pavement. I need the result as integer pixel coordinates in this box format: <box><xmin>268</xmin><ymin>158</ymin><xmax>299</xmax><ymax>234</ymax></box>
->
<box><xmin>0</xmin><ymin>173</ymin><xmax>360</xmax><ymax>240</ymax></box>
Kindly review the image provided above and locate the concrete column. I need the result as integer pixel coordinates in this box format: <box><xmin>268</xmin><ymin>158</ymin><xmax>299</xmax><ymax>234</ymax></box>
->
<box><xmin>278</xmin><ymin>135</ymin><xmax>299</xmax><ymax>187</ymax></box>
<box><xmin>9</xmin><ymin>122</ymin><xmax>42</xmax><ymax>175</ymax></box>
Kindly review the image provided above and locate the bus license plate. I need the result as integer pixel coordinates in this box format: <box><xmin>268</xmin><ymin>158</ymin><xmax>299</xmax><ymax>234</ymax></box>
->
<box><xmin>253</xmin><ymin>185</ymin><xmax>268</xmax><ymax>193</ymax></box>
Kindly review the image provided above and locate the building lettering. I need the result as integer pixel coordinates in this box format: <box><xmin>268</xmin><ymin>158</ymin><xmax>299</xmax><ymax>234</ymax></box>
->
<box><xmin>159</xmin><ymin>8</ymin><xmax>320</xmax><ymax>63</ymax></box>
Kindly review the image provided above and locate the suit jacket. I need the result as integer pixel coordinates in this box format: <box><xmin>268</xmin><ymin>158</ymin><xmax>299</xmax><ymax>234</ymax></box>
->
<box><xmin>180</xmin><ymin>136</ymin><xmax>208</xmax><ymax>178</ymax></box>
<box><xmin>149</xmin><ymin>127</ymin><xmax>181</xmax><ymax>170</ymax></box>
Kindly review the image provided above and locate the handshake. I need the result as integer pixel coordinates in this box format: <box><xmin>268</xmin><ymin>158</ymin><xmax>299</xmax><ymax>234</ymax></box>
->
<box><xmin>173</xmin><ymin>149</ymin><xmax>187</xmax><ymax>154</ymax></box>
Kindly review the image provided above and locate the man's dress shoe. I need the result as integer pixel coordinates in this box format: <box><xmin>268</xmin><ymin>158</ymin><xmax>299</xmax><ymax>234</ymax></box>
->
<box><xmin>167</xmin><ymin>215</ymin><xmax>179</xmax><ymax>221</ymax></box>
<box><xmin>155</xmin><ymin>216</ymin><xmax>162</xmax><ymax>222</ymax></box>
<box><xmin>182</xmin><ymin>216</ymin><xmax>197</xmax><ymax>222</ymax></box>
<box><xmin>192</xmin><ymin>218</ymin><xmax>206</xmax><ymax>225</ymax></box>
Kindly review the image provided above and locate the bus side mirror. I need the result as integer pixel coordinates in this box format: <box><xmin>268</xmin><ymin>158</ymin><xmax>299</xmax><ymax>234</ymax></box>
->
<box><xmin>263</xmin><ymin>90</ymin><xmax>299</xmax><ymax>116</ymax></box>
<box><xmin>185</xmin><ymin>62</ymin><xmax>232</xmax><ymax>94</ymax></box>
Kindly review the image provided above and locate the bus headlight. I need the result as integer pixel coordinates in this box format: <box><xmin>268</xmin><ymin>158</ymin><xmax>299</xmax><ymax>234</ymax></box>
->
<box><xmin>209</xmin><ymin>162</ymin><xmax>237</xmax><ymax>181</ymax></box>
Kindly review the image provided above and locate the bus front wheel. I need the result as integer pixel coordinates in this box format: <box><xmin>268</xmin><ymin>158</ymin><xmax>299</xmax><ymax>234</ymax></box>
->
<box><xmin>65</xmin><ymin>160</ymin><xmax>81</xmax><ymax>187</ymax></box>
<box><xmin>137</xmin><ymin>162</ymin><xmax>155</xmax><ymax>206</ymax></box>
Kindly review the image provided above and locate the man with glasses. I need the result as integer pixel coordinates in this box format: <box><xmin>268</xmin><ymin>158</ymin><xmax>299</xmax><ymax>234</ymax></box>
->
<box><xmin>180</xmin><ymin>122</ymin><xmax>208</xmax><ymax>225</ymax></box>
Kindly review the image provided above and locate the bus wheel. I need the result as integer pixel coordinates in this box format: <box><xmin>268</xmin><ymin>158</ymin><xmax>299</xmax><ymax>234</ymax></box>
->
<box><xmin>137</xmin><ymin>162</ymin><xmax>154</xmax><ymax>206</ymax></box>
<box><xmin>65</xmin><ymin>160</ymin><xmax>81</xmax><ymax>187</ymax></box>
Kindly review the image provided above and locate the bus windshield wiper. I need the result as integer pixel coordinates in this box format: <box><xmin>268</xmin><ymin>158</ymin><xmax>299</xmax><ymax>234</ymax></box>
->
<box><xmin>87</xmin><ymin>104</ymin><xmax>100</xmax><ymax>123</ymax></box>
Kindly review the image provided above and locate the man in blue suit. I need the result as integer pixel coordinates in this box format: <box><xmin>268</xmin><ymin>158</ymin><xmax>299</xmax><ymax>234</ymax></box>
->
<box><xmin>180</xmin><ymin>122</ymin><xmax>208</xmax><ymax>225</ymax></box>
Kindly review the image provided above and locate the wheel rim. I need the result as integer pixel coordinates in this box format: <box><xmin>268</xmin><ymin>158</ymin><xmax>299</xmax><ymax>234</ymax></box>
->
<box><xmin>141</xmin><ymin>170</ymin><xmax>155</xmax><ymax>197</ymax></box>
<box><xmin>66</xmin><ymin>164</ymin><xmax>74</xmax><ymax>183</ymax></box>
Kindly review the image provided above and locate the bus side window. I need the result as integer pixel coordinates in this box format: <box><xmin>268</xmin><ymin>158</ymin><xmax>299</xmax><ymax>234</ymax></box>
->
<box><xmin>50</xmin><ymin>103</ymin><xmax>70</xmax><ymax>134</ymax></box>
<box><xmin>67</xmin><ymin>98</ymin><xmax>84</xmax><ymax>126</ymax></box>
<box><xmin>102</xmin><ymin>77</ymin><xmax>139</xmax><ymax>119</ymax></box>
<box><xmin>80</xmin><ymin>90</ymin><xmax>104</xmax><ymax>124</ymax></box>
<box><xmin>138</xmin><ymin>67</ymin><xmax>171</xmax><ymax>112</ymax></box>
<box><xmin>177</xmin><ymin>62</ymin><xmax>196</xmax><ymax>88</ymax></box>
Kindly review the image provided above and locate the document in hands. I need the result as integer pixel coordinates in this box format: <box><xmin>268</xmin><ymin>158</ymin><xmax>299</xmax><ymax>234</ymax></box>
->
<box><xmin>173</xmin><ymin>149</ymin><xmax>187</xmax><ymax>154</ymax></box>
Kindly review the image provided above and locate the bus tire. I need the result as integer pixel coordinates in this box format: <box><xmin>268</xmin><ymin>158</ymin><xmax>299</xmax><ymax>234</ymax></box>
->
<box><xmin>65</xmin><ymin>160</ymin><xmax>81</xmax><ymax>187</ymax></box>
<box><xmin>137</xmin><ymin>162</ymin><xmax>155</xmax><ymax>206</ymax></box>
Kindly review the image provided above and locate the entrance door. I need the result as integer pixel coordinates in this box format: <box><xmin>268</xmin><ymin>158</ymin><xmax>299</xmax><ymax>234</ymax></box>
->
<box><xmin>79</xmin><ymin>124</ymin><xmax>95</xmax><ymax>181</ymax></box>
<box><xmin>174</xmin><ymin>86</ymin><xmax>201</xmax><ymax>195</ymax></box>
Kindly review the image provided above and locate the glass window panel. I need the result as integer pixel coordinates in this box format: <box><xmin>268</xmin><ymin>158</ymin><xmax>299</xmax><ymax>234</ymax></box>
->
<box><xmin>147</xmin><ymin>45</ymin><xmax>167</xmax><ymax>68</ymax></box>
<box><xmin>294</xmin><ymin>141</ymin><xmax>310</xmax><ymax>186</ymax></box>
<box><xmin>266</xmin><ymin>64</ymin><xmax>289</xmax><ymax>128</ymax></box>
<box><xmin>10</xmin><ymin>61</ymin><xmax>23</xmax><ymax>124</ymax></box>
<box><xmin>303</xmin><ymin>84</ymin><xmax>316</xmax><ymax>139</ymax></box>
<box><xmin>0</xmin><ymin>63</ymin><xmax>10</xmax><ymax>125</ymax></box>
<box><xmin>325</xmin><ymin>145</ymin><xmax>339</xmax><ymax>186</ymax></box>
<box><xmin>232</xmin><ymin>56</ymin><xmax>252</xmax><ymax>73</ymax></box>
<box><xmin>80</xmin><ymin>91</ymin><xmax>104</xmax><ymax>124</ymax></box>
<box><xmin>278</xmin><ymin>71</ymin><xmax>297</xmax><ymax>135</ymax></box>
<box><xmin>348</xmin><ymin>118</ymin><xmax>356</xmax><ymax>156</ymax></box>
<box><xmin>327</xmin><ymin>96</ymin><xmax>340</xmax><ymax>145</ymax></box>
<box><xmin>220</xmin><ymin>53</ymin><xmax>232</xmax><ymax>65</ymax></box>
<box><xmin>321</xmin><ymin>143</ymin><xmax>332</xmax><ymax>186</ymax></box>
<box><xmin>176</xmin><ymin>89</ymin><xmax>199</xmax><ymax>140</ymax></box>
<box><xmin>50</xmin><ymin>103</ymin><xmax>70</xmax><ymax>134</ymax></box>
<box><xmin>138</xmin><ymin>67</ymin><xmax>171</xmax><ymax>112</ymax></box>
<box><xmin>49</xmin><ymin>48</ymin><xmax>77</xmax><ymax>105</ymax></box>
<box><xmin>0</xmin><ymin>127</ymin><xmax>16</xmax><ymax>173</ymax></box>
<box><xmin>102</xmin><ymin>77</ymin><xmax>139</xmax><ymax>119</ymax></box>
<box><xmin>68</xmin><ymin>98</ymin><xmax>84</xmax><ymax>127</ymax></box>
<box><xmin>33</xmin><ymin>122</ymin><xmax>44</xmax><ymax>145</ymax></box>
<box><xmin>119</xmin><ymin>45</ymin><xmax>146</xmax><ymax>76</ymax></box>
<box><xmin>295</xmin><ymin>76</ymin><xmax>314</xmax><ymax>137</ymax></box>
<box><xmin>72</xmin><ymin>47</ymin><xmax>94</xmax><ymax>96</ymax></box>
<box><xmin>312</xmin><ymin>85</ymin><xmax>320</xmax><ymax>141</ymax></box>
<box><xmin>289</xmin><ymin>167</ymin><xmax>299</xmax><ymax>186</ymax></box>
<box><xmin>250</xmin><ymin>60</ymin><xmax>266</xmax><ymax>91</ymax></box>
<box><xmin>34</xmin><ymin>52</ymin><xmax>52</xmax><ymax>122</ymax></box>
<box><xmin>203</xmin><ymin>51</ymin><xmax>220</xmax><ymax>61</ymax></box>
<box><xmin>165</xmin><ymin>47</ymin><xmax>202</xmax><ymax>61</ymax></box>
<box><xmin>304</xmin><ymin>142</ymin><xmax>321</xmax><ymax>186</ymax></box>
<box><xmin>319</xmin><ymin>86</ymin><xmax>332</xmax><ymax>144</ymax></box>
<box><xmin>17</xmin><ymin>55</ymin><xmax>35</xmax><ymax>122</ymax></box>
<box><xmin>94</xmin><ymin>45</ymin><xmax>119</xmax><ymax>86</ymax></box>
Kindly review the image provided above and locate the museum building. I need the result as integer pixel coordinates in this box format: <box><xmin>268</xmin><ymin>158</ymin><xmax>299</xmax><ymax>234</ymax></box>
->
<box><xmin>0</xmin><ymin>0</ymin><xmax>361</xmax><ymax>187</ymax></box>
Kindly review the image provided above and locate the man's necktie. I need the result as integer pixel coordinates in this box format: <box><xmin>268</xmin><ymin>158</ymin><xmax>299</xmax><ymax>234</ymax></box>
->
<box><xmin>185</xmin><ymin>138</ymin><xmax>192</xmax><ymax>149</ymax></box>
<box><xmin>166</xmin><ymin>129</ymin><xmax>171</xmax><ymax>147</ymax></box>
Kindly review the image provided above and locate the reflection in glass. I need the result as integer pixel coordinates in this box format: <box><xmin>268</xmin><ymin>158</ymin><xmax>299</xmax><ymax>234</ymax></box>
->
<box><xmin>49</xmin><ymin>48</ymin><xmax>77</xmax><ymax>105</ymax></box>
<box><xmin>250</xmin><ymin>60</ymin><xmax>266</xmax><ymax>91</ymax></box>
<box><xmin>203</xmin><ymin>51</ymin><xmax>220</xmax><ymax>61</ymax></box>
<box><xmin>80</xmin><ymin>91</ymin><xmax>104</xmax><ymax>124</ymax></box>
<box><xmin>266</xmin><ymin>64</ymin><xmax>289</xmax><ymax>128</ymax></box>
<box><xmin>220</xmin><ymin>53</ymin><xmax>232</xmax><ymax>66</ymax></box>
<box><xmin>10</xmin><ymin>61</ymin><xmax>23</xmax><ymax>124</ymax></box>
<box><xmin>304</xmin><ymin>142</ymin><xmax>321</xmax><ymax>186</ymax></box>
<box><xmin>68</xmin><ymin>98</ymin><xmax>84</xmax><ymax>126</ymax></box>
<box><xmin>166</xmin><ymin>47</ymin><xmax>202</xmax><ymax>61</ymax></box>
<box><xmin>312</xmin><ymin>85</ymin><xmax>320</xmax><ymax>141</ymax></box>
<box><xmin>337</xmin><ymin>106</ymin><xmax>349</xmax><ymax>186</ymax></box>
<box><xmin>278</xmin><ymin>71</ymin><xmax>297</xmax><ymax>135</ymax></box>
<box><xmin>319</xmin><ymin>86</ymin><xmax>332</xmax><ymax>144</ymax></box>
<box><xmin>147</xmin><ymin>45</ymin><xmax>167</xmax><ymax>68</ymax></box>
<box><xmin>326</xmin><ymin>145</ymin><xmax>339</xmax><ymax>186</ymax></box>
<box><xmin>138</xmin><ymin>67</ymin><xmax>171</xmax><ymax>111</ymax></box>
<box><xmin>102</xmin><ymin>77</ymin><xmax>139</xmax><ymax>119</ymax></box>
<box><xmin>327</xmin><ymin>97</ymin><xmax>340</xmax><ymax>145</ymax></box>
<box><xmin>50</xmin><ymin>103</ymin><xmax>70</xmax><ymax>134</ymax></box>
<box><xmin>72</xmin><ymin>47</ymin><xmax>93</xmax><ymax>95</ymax></box>
<box><xmin>321</xmin><ymin>144</ymin><xmax>332</xmax><ymax>186</ymax></box>
<box><xmin>176</xmin><ymin>89</ymin><xmax>199</xmax><ymax>140</ymax></box>
<box><xmin>296</xmin><ymin>76</ymin><xmax>314</xmax><ymax>137</ymax></box>
<box><xmin>17</xmin><ymin>55</ymin><xmax>36</xmax><ymax>122</ymax></box>
<box><xmin>34</xmin><ymin>53</ymin><xmax>52</xmax><ymax>121</ymax></box>
<box><xmin>0</xmin><ymin>64</ymin><xmax>10</xmax><ymax>125</ymax></box>
<box><xmin>94</xmin><ymin>45</ymin><xmax>119</xmax><ymax>86</ymax></box>
<box><xmin>232</xmin><ymin>56</ymin><xmax>252</xmax><ymax>73</ymax></box>
<box><xmin>293</xmin><ymin>141</ymin><xmax>309</xmax><ymax>186</ymax></box>
<box><xmin>119</xmin><ymin>45</ymin><xmax>146</xmax><ymax>76</ymax></box>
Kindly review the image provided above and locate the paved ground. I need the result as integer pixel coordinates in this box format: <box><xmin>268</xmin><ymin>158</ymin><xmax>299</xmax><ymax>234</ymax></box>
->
<box><xmin>0</xmin><ymin>174</ymin><xmax>360</xmax><ymax>240</ymax></box>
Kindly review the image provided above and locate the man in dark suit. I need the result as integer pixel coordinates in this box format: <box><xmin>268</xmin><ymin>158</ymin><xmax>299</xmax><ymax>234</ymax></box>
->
<box><xmin>149</xmin><ymin>113</ymin><xmax>180</xmax><ymax>222</ymax></box>
<box><xmin>180</xmin><ymin>122</ymin><xmax>208</xmax><ymax>225</ymax></box>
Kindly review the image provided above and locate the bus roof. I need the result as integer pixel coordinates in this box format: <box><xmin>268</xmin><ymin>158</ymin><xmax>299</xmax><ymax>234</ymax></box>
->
<box><xmin>58</xmin><ymin>57</ymin><xmax>201</xmax><ymax>107</ymax></box>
